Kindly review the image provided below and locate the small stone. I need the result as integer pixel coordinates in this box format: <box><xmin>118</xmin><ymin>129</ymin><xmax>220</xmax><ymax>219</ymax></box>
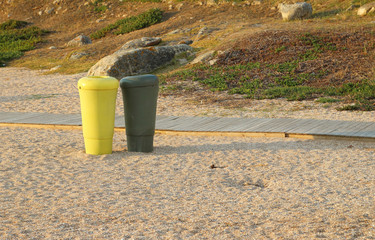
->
<box><xmin>168</xmin><ymin>29</ymin><xmax>182</xmax><ymax>35</ymax></box>
<box><xmin>191</xmin><ymin>50</ymin><xmax>215</xmax><ymax>64</ymax></box>
<box><xmin>178</xmin><ymin>40</ymin><xmax>193</xmax><ymax>45</ymax></box>
<box><xmin>70</xmin><ymin>52</ymin><xmax>89</xmax><ymax>60</ymax></box>
<box><xmin>50</xmin><ymin>65</ymin><xmax>61</xmax><ymax>71</ymax></box>
<box><xmin>45</xmin><ymin>7</ymin><xmax>55</xmax><ymax>14</ymax></box>
<box><xmin>357</xmin><ymin>2</ymin><xmax>375</xmax><ymax>16</ymax></box>
<box><xmin>252</xmin><ymin>0</ymin><xmax>262</xmax><ymax>5</ymax></box>
<box><xmin>176</xmin><ymin>3</ymin><xmax>184</xmax><ymax>11</ymax></box>
<box><xmin>96</xmin><ymin>19</ymin><xmax>104</xmax><ymax>23</ymax></box>
<box><xmin>178</xmin><ymin>58</ymin><xmax>188</xmax><ymax>64</ymax></box>
<box><xmin>38</xmin><ymin>11</ymin><xmax>43</xmax><ymax>16</ymax></box>
<box><xmin>49</xmin><ymin>46</ymin><xmax>57</xmax><ymax>49</ymax></box>
<box><xmin>208</xmin><ymin>59</ymin><xmax>218</xmax><ymax>65</ymax></box>
<box><xmin>67</xmin><ymin>35</ymin><xmax>92</xmax><ymax>47</ymax></box>
<box><xmin>206</xmin><ymin>0</ymin><xmax>217</xmax><ymax>6</ymax></box>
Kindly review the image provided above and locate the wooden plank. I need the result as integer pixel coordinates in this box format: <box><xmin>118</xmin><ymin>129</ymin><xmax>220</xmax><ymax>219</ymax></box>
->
<box><xmin>349</xmin><ymin>123</ymin><xmax>375</xmax><ymax>137</ymax></box>
<box><xmin>327</xmin><ymin>121</ymin><xmax>372</xmax><ymax>136</ymax></box>
<box><xmin>217</xmin><ymin>118</ymin><xmax>261</xmax><ymax>131</ymax></box>
<box><xmin>303</xmin><ymin>120</ymin><xmax>347</xmax><ymax>135</ymax></box>
<box><xmin>169</xmin><ymin>116</ymin><xmax>222</xmax><ymax>131</ymax></box>
<box><xmin>52</xmin><ymin>114</ymin><xmax>82</xmax><ymax>125</ymax></box>
<box><xmin>154</xmin><ymin>116</ymin><xmax>182</xmax><ymax>129</ymax></box>
<box><xmin>187</xmin><ymin>117</ymin><xmax>223</xmax><ymax>131</ymax></box>
<box><xmin>192</xmin><ymin>118</ymin><xmax>233</xmax><ymax>132</ymax></box>
<box><xmin>0</xmin><ymin>112</ymin><xmax>27</xmax><ymax>121</ymax></box>
<box><xmin>114</xmin><ymin>115</ymin><xmax>125</xmax><ymax>128</ymax></box>
<box><xmin>269</xmin><ymin>118</ymin><xmax>310</xmax><ymax>132</ymax></box>
<box><xmin>286</xmin><ymin>119</ymin><xmax>325</xmax><ymax>134</ymax></box>
<box><xmin>241</xmin><ymin>118</ymin><xmax>275</xmax><ymax>131</ymax></box>
<box><xmin>253</xmin><ymin>118</ymin><xmax>299</xmax><ymax>132</ymax></box>
<box><xmin>156</xmin><ymin>115</ymin><xmax>170</xmax><ymax>121</ymax></box>
<box><xmin>1</xmin><ymin>112</ymin><xmax>375</xmax><ymax>140</ymax></box>
<box><xmin>9</xmin><ymin>112</ymin><xmax>48</xmax><ymax>123</ymax></box>
<box><xmin>155</xmin><ymin>130</ymin><xmax>285</xmax><ymax>138</ymax></box>
<box><xmin>202</xmin><ymin>118</ymin><xmax>246</xmax><ymax>132</ymax></box>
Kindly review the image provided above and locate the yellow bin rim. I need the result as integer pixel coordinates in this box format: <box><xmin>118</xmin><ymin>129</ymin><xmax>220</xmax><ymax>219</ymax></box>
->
<box><xmin>78</xmin><ymin>76</ymin><xmax>119</xmax><ymax>90</ymax></box>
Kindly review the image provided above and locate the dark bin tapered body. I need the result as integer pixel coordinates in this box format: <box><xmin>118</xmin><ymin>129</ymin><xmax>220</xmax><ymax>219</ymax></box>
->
<box><xmin>120</xmin><ymin>74</ymin><xmax>159</xmax><ymax>152</ymax></box>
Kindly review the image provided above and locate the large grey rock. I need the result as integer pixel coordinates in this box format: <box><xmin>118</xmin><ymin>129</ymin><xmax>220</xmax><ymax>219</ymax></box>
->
<box><xmin>67</xmin><ymin>35</ymin><xmax>92</xmax><ymax>47</ymax></box>
<box><xmin>278</xmin><ymin>2</ymin><xmax>312</xmax><ymax>21</ymax></box>
<box><xmin>119</xmin><ymin>37</ymin><xmax>161</xmax><ymax>51</ymax></box>
<box><xmin>357</xmin><ymin>2</ymin><xmax>375</xmax><ymax>16</ymax></box>
<box><xmin>88</xmin><ymin>44</ymin><xmax>193</xmax><ymax>79</ymax></box>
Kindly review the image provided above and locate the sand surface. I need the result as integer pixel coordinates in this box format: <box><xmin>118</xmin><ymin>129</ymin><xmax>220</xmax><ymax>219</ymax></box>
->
<box><xmin>1</xmin><ymin>67</ymin><xmax>375</xmax><ymax>121</ymax></box>
<box><xmin>1</xmin><ymin>68</ymin><xmax>375</xmax><ymax>239</ymax></box>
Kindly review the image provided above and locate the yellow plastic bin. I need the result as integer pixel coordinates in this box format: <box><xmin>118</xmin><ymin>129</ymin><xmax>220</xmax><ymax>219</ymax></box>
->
<box><xmin>78</xmin><ymin>76</ymin><xmax>119</xmax><ymax>155</ymax></box>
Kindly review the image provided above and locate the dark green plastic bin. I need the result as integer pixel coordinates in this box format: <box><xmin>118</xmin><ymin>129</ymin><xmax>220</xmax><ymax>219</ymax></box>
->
<box><xmin>120</xmin><ymin>74</ymin><xmax>159</xmax><ymax>152</ymax></box>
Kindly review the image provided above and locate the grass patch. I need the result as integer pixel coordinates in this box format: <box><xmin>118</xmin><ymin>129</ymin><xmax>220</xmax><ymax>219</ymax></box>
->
<box><xmin>315</xmin><ymin>97</ymin><xmax>341</xmax><ymax>103</ymax></box>
<box><xmin>91</xmin><ymin>0</ymin><xmax>108</xmax><ymax>13</ymax></box>
<box><xmin>0</xmin><ymin>20</ymin><xmax>48</xmax><ymax>66</ymax></box>
<box><xmin>90</xmin><ymin>8</ymin><xmax>163</xmax><ymax>40</ymax></box>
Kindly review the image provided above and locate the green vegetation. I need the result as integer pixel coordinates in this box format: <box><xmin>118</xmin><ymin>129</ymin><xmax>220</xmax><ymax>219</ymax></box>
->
<box><xmin>0</xmin><ymin>20</ymin><xmax>48</xmax><ymax>66</ymax></box>
<box><xmin>298</xmin><ymin>33</ymin><xmax>337</xmax><ymax>60</ymax></box>
<box><xmin>164</xmin><ymin>63</ymin><xmax>375</xmax><ymax>110</ymax></box>
<box><xmin>90</xmin><ymin>8</ymin><xmax>163</xmax><ymax>39</ymax></box>
<box><xmin>91</xmin><ymin>0</ymin><xmax>108</xmax><ymax>13</ymax></box>
<box><xmin>315</xmin><ymin>97</ymin><xmax>341</xmax><ymax>103</ymax></box>
<box><xmin>162</xmin><ymin>32</ymin><xmax>375</xmax><ymax>111</ymax></box>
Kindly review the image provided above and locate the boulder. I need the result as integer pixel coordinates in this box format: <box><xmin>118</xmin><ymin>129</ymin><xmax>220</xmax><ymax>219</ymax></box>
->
<box><xmin>88</xmin><ymin>44</ymin><xmax>193</xmax><ymax>79</ymax></box>
<box><xmin>119</xmin><ymin>37</ymin><xmax>161</xmax><ymax>51</ymax></box>
<box><xmin>67</xmin><ymin>35</ymin><xmax>92</xmax><ymax>47</ymax></box>
<box><xmin>357</xmin><ymin>2</ymin><xmax>375</xmax><ymax>16</ymax></box>
<box><xmin>278</xmin><ymin>2</ymin><xmax>312</xmax><ymax>21</ymax></box>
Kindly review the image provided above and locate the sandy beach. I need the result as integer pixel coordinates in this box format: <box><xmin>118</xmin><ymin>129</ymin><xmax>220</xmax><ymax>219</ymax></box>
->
<box><xmin>1</xmin><ymin>68</ymin><xmax>375</xmax><ymax>239</ymax></box>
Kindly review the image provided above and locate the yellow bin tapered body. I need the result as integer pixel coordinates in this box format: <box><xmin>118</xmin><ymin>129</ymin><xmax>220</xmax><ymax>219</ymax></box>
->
<box><xmin>78</xmin><ymin>76</ymin><xmax>119</xmax><ymax>155</ymax></box>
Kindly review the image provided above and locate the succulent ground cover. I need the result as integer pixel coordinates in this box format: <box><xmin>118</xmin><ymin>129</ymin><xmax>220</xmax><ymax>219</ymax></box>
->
<box><xmin>0</xmin><ymin>20</ymin><xmax>48</xmax><ymax>65</ymax></box>
<box><xmin>161</xmin><ymin>29</ymin><xmax>375</xmax><ymax>110</ymax></box>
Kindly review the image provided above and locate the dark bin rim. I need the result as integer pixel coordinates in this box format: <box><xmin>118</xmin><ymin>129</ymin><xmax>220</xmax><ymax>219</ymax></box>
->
<box><xmin>120</xmin><ymin>74</ymin><xmax>158</xmax><ymax>88</ymax></box>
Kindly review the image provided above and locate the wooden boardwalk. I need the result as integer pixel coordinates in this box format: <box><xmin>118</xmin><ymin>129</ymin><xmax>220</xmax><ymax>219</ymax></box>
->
<box><xmin>1</xmin><ymin>112</ymin><xmax>375</xmax><ymax>141</ymax></box>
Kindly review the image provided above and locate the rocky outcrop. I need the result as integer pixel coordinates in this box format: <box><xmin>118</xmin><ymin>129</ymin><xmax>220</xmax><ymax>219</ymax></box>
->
<box><xmin>278</xmin><ymin>2</ymin><xmax>312</xmax><ymax>21</ymax></box>
<box><xmin>88</xmin><ymin>44</ymin><xmax>193</xmax><ymax>79</ymax></box>
<box><xmin>66</xmin><ymin>35</ymin><xmax>92</xmax><ymax>47</ymax></box>
<box><xmin>357</xmin><ymin>2</ymin><xmax>375</xmax><ymax>16</ymax></box>
<box><xmin>190</xmin><ymin>50</ymin><xmax>215</xmax><ymax>65</ymax></box>
<box><xmin>119</xmin><ymin>37</ymin><xmax>162</xmax><ymax>51</ymax></box>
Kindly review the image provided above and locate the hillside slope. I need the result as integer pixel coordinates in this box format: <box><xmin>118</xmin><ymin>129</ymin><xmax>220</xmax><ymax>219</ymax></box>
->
<box><xmin>0</xmin><ymin>0</ymin><xmax>372</xmax><ymax>69</ymax></box>
<box><xmin>1</xmin><ymin>0</ymin><xmax>374</xmax><ymax>109</ymax></box>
